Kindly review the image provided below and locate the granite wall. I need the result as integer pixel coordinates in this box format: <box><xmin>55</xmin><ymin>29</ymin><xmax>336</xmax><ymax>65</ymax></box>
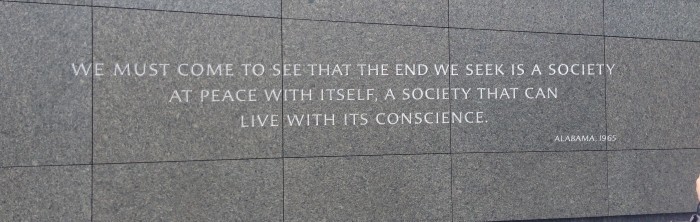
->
<box><xmin>1</xmin><ymin>0</ymin><xmax>699</xmax><ymax>221</ymax></box>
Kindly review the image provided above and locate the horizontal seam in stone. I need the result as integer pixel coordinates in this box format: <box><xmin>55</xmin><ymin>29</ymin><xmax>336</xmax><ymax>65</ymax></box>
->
<box><xmin>4</xmin><ymin>0</ymin><xmax>700</xmax><ymax>44</ymax></box>
<box><xmin>3</xmin><ymin>147</ymin><xmax>700</xmax><ymax>169</ymax></box>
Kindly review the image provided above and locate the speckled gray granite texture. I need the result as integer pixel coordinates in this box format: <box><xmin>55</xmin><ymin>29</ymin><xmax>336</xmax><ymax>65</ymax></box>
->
<box><xmin>93</xmin><ymin>7</ymin><xmax>282</xmax><ymax>163</ymax></box>
<box><xmin>285</xmin><ymin>155</ymin><xmax>451</xmax><ymax>221</ymax></box>
<box><xmin>10</xmin><ymin>0</ymin><xmax>91</xmax><ymax>6</ymax></box>
<box><xmin>450</xmin><ymin>0</ymin><xmax>604</xmax><ymax>34</ymax></box>
<box><xmin>1</xmin><ymin>1</ymin><xmax>699</xmax><ymax>221</ymax></box>
<box><xmin>282</xmin><ymin>19</ymin><xmax>449</xmax><ymax>157</ymax></box>
<box><xmin>453</xmin><ymin>152</ymin><xmax>608</xmax><ymax>221</ymax></box>
<box><xmin>283</xmin><ymin>0</ymin><xmax>448</xmax><ymax>26</ymax></box>
<box><xmin>605</xmin><ymin>0</ymin><xmax>700</xmax><ymax>41</ymax></box>
<box><xmin>609</xmin><ymin>149</ymin><xmax>700</xmax><ymax>216</ymax></box>
<box><xmin>93</xmin><ymin>159</ymin><xmax>282</xmax><ymax>221</ymax></box>
<box><xmin>0</xmin><ymin>2</ymin><xmax>92</xmax><ymax>167</ymax></box>
<box><xmin>606</xmin><ymin>38</ymin><xmax>700</xmax><ymax>150</ymax></box>
<box><xmin>450</xmin><ymin>29</ymin><xmax>606</xmax><ymax>153</ymax></box>
<box><xmin>0</xmin><ymin>166</ymin><xmax>91</xmax><ymax>221</ymax></box>
<box><xmin>93</xmin><ymin>0</ymin><xmax>281</xmax><ymax>17</ymax></box>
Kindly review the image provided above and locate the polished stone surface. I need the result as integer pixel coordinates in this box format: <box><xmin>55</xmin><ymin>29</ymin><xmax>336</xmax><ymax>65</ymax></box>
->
<box><xmin>93</xmin><ymin>159</ymin><xmax>282</xmax><ymax>221</ymax></box>
<box><xmin>11</xmin><ymin>0</ymin><xmax>91</xmax><ymax>5</ymax></box>
<box><xmin>608</xmin><ymin>149</ymin><xmax>700</xmax><ymax>216</ymax></box>
<box><xmin>283</xmin><ymin>0</ymin><xmax>447</xmax><ymax>26</ymax></box>
<box><xmin>450</xmin><ymin>0</ymin><xmax>603</xmax><ymax>35</ymax></box>
<box><xmin>0</xmin><ymin>2</ymin><xmax>91</xmax><ymax>167</ymax></box>
<box><xmin>2</xmin><ymin>0</ymin><xmax>700</xmax><ymax>221</ymax></box>
<box><xmin>453</xmin><ymin>151</ymin><xmax>608</xmax><ymax>221</ymax></box>
<box><xmin>524</xmin><ymin>212</ymin><xmax>695</xmax><ymax>222</ymax></box>
<box><xmin>93</xmin><ymin>8</ymin><xmax>282</xmax><ymax>163</ymax></box>
<box><xmin>606</xmin><ymin>38</ymin><xmax>700</xmax><ymax>150</ymax></box>
<box><xmin>450</xmin><ymin>29</ymin><xmax>606</xmax><ymax>152</ymax></box>
<box><xmin>283</xmin><ymin>19</ymin><xmax>449</xmax><ymax>157</ymax></box>
<box><xmin>285</xmin><ymin>155</ymin><xmax>451</xmax><ymax>221</ymax></box>
<box><xmin>0</xmin><ymin>166</ymin><xmax>91</xmax><ymax>221</ymax></box>
<box><xmin>94</xmin><ymin>0</ymin><xmax>280</xmax><ymax>17</ymax></box>
<box><xmin>605</xmin><ymin>0</ymin><xmax>700</xmax><ymax>41</ymax></box>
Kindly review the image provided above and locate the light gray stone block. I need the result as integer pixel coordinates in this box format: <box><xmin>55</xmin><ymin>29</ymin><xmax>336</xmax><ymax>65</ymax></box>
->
<box><xmin>608</xmin><ymin>149</ymin><xmax>700</xmax><ymax>215</ymax></box>
<box><xmin>0</xmin><ymin>166</ymin><xmax>91</xmax><ymax>221</ymax></box>
<box><xmin>93</xmin><ymin>8</ymin><xmax>282</xmax><ymax>163</ymax></box>
<box><xmin>93</xmin><ymin>159</ymin><xmax>282</xmax><ymax>221</ymax></box>
<box><xmin>94</xmin><ymin>0</ymin><xmax>280</xmax><ymax>17</ymax></box>
<box><xmin>450</xmin><ymin>0</ymin><xmax>603</xmax><ymax>35</ymax></box>
<box><xmin>452</xmin><ymin>151</ymin><xmax>608</xmax><ymax>221</ymax></box>
<box><xmin>450</xmin><ymin>29</ymin><xmax>606</xmax><ymax>152</ymax></box>
<box><xmin>11</xmin><ymin>0</ymin><xmax>90</xmax><ymax>6</ymax></box>
<box><xmin>0</xmin><ymin>2</ymin><xmax>91</xmax><ymax>167</ymax></box>
<box><xmin>605</xmin><ymin>0</ymin><xmax>700</xmax><ymax>41</ymax></box>
<box><xmin>283</xmin><ymin>0</ymin><xmax>448</xmax><ymax>27</ymax></box>
<box><xmin>606</xmin><ymin>38</ymin><xmax>700</xmax><ymax>150</ymax></box>
<box><xmin>285</xmin><ymin>155</ymin><xmax>451</xmax><ymax>221</ymax></box>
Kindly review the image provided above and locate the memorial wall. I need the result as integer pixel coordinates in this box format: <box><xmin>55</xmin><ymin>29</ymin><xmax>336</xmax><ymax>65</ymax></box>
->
<box><xmin>1</xmin><ymin>0</ymin><xmax>699</xmax><ymax>221</ymax></box>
